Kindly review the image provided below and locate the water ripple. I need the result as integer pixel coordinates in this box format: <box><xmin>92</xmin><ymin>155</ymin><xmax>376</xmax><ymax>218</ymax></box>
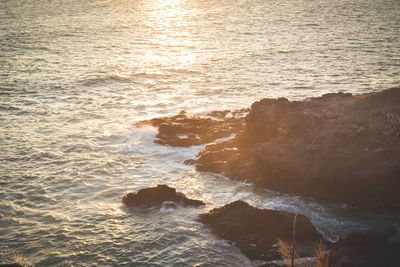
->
<box><xmin>1</xmin><ymin>0</ymin><xmax>400</xmax><ymax>265</ymax></box>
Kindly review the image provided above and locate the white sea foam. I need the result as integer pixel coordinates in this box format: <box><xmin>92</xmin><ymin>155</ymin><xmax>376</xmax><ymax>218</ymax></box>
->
<box><xmin>159</xmin><ymin>201</ymin><xmax>178</xmax><ymax>214</ymax></box>
<box><xmin>162</xmin><ymin>201</ymin><xmax>178</xmax><ymax>207</ymax></box>
<box><xmin>239</xmin><ymin>180</ymin><xmax>254</xmax><ymax>187</ymax></box>
<box><xmin>131</xmin><ymin>125</ymin><xmax>159</xmax><ymax>143</ymax></box>
<box><xmin>262</xmin><ymin>189</ymin><xmax>373</xmax><ymax>242</ymax></box>
<box><xmin>167</xmin><ymin>133</ymin><xmax>235</xmax><ymax>163</ymax></box>
<box><xmin>212</xmin><ymin>133</ymin><xmax>236</xmax><ymax>143</ymax></box>
<box><xmin>120</xmin><ymin>126</ymin><xmax>159</xmax><ymax>154</ymax></box>
<box><xmin>209</xmin><ymin>239</ymin><xmax>233</xmax><ymax>247</ymax></box>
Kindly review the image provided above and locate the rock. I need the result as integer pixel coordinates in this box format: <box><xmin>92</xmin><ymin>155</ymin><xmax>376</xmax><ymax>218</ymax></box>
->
<box><xmin>330</xmin><ymin>229</ymin><xmax>400</xmax><ymax>267</ymax></box>
<box><xmin>0</xmin><ymin>264</ymin><xmax>24</xmax><ymax>267</ymax></box>
<box><xmin>196</xmin><ymin>87</ymin><xmax>400</xmax><ymax>208</ymax></box>
<box><xmin>139</xmin><ymin>87</ymin><xmax>400</xmax><ymax>208</ymax></box>
<box><xmin>122</xmin><ymin>185</ymin><xmax>205</xmax><ymax>208</ymax></box>
<box><xmin>137</xmin><ymin>109</ymin><xmax>248</xmax><ymax>147</ymax></box>
<box><xmin>199</xmin><ymin>201</ymin><xmax>325</xmax><ymax>261</ymax></box>
<box><xmin>183</xmin><ymin>159</ymin><xmax>196</xmax><ymax>165</ymax></box>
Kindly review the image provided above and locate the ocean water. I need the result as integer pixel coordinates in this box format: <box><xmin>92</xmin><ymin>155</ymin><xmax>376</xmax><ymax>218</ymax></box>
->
<box><xmin>1</xmin><ymin>0</ymin><xmax>399</xmax><ymax>265</ymax></box>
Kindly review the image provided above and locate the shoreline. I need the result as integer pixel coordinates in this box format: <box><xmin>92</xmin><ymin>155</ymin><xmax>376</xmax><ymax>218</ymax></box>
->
<box><xmin>139</xmin><ymin>86</ymin><xmax>400</xmax><ymax>210</ymax></box>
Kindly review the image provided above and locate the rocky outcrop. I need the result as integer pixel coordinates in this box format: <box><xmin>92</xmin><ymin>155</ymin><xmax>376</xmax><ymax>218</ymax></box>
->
<box><xmin>199</xmin><ymin>201</ymin><xmax>325</xmax><ymax>261</ymax></box>
<box><xmin>196</xmin><ymin>87</ymin><xmax>400</xmax><ymax>208</ymax></box>
<box><xmin>137</xmin><ymin>109</ymin><xmax>248</xmax><ymax>147</ymax></box>
<box><xmin>122</xmin><ymin>185</ymin><xmax>205</xmax><ymax>208</ymax></box>
<box><xmin>330</xmin><ymin>229</ymin><xmax>400</xmax><ymax>267</ymax></box>
<box><xmin>136</xmin><ymin>87</ymin><xmax>400</xmax><ymax>208</ymax></box>
<box><xmin>198</xmin><ymin>201</ymin><xmax>400</xmax><ymax>264</ymax></box>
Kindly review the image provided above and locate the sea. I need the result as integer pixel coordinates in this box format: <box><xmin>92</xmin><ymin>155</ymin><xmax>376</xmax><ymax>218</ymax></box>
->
<box><xmin>1</xmin><ymin>0</ymin><xmax>399</xmax><ymax>265</ymax></box>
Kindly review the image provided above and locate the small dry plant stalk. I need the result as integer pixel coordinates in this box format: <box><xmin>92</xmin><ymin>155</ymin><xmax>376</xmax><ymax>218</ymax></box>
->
<box><xmin>277</xmin><ymin>214</ymin><xmax>333</xmax><ymax>267</ymax></box>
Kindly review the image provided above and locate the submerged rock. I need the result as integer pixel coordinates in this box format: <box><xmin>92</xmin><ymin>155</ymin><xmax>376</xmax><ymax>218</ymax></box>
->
<box><xmin>199</xmin><ymin>201</ymin><xmax>325</xmax><ymax>261</ymax></box>
<box><xmin>330</xmin><ymin>229</ymin><xmax>400</xmax><ymax>267</ymax></box>
<box><xmin>122</xmin><ymin>185</ymin><xmax>205</xmax><ymax>208</ymax></box>
<box><xmin>196</xmin><ymin>87</ymin><xmax>400</xmax><ymax>208</ymax></box>
<box><xmin>137</xmin><ymin>109</ymin><xmax>248</xmax><ymax>147</ymax></box>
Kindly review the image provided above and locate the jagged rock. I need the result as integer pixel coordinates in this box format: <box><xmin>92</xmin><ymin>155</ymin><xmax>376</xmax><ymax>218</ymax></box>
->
<box><xmin>330</xmin><ymin>229</ymin><xmax>400</xmax><ymax>267</ymax></box>
<box><xmin>196</xmin><ymin>87</ymin><xmax>400</xmax><ymax>208</ymax></box>
<box><xmin>139</xmin><ymin>87</ymin><xmax>400</xmax><ymax>208</ymax></box>
<box><xmin>122</xmin><ymin>185</ymin><xmax>204</xmax><ymax>208</ymax></box>
<box><xmin>199</xmin><ymin>201</ymin><xmax>325</xmax><ymax>261</ymax></box>
<box><xmin>137</xmin><ymin>109</ymin><xmax>248</xmax><ymax>147</ymax></box>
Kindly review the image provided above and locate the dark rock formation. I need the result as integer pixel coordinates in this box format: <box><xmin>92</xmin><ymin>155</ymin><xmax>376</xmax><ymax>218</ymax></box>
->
<box><xmin>137</xmin><ymin>109</ymin><xmax>248</xmax><ymax>147</ymax></box>
<box><xmin>136</xmin><ymin>87</ymin><xmax>400</xmax><ymax>208</ymax></box>
<box><xmin>122</xmin><ymin>185</ymin><xmax>205</xmax><ymax>208</ymax></box>
<box><xmin>196</xmin><ymin>87</ymin><xmax>400</xmax><ymax>208</ymax></box>
<box><xmin>199</xmin><ymin>201</ymin><xmax>325</xmax><ymax>261</ymax></box>
<box><xmin>330</xmin><ymin>229</ymin><xmax>400</xmax><ymax>267</ymax></box>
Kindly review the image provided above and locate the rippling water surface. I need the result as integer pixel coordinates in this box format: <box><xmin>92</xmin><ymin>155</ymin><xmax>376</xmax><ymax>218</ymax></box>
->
<box><xmin>1</xmin><ymin>0</ymin><xmax>399</xmax><ymax>265</ymax></box>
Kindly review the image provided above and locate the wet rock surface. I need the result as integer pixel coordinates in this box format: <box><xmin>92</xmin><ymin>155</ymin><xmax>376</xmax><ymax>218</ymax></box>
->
<box><xmin>199</xmin><ymin>201</ymin><xmax>326</xmax><ymax>261</ymax></box>
<box><xmin>330</xmin><ymin>229</ymin><xmax>400</xmax><ymax>267</ymax></box>
<box><xmin>136</xmin><ymin>87</ymin><xmax>400</xmax><ymax>208</ymax></box>
<box><xmin>122</xmin><ymin>185</ymin><xmax>205</xmax><ymax>208</ymax></box>
<box><xmin>196</xmin><ymin>87</ymin><xmax>400</xmax><ymax>208</ymax></box>
<box><xmin>137</xmin><ymin>109</ymin><xmax>248</xmax><ymax>147</ymax></box>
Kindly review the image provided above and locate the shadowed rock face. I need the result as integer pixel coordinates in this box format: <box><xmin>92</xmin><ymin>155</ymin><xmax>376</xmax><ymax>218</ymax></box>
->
<box><xmin>122</xmin><ymin>185</ymin><xmax>204</xmax><ymax>208</ymax></box>
<box><xmin>137</xmin><ymin>109</ymin><xmax>248</xmax><ymax>147</ymax></box>
<box><xmin>199</xmin><ymin>201</ymin><xmax>325</xmax><ymax>261</ymax></box>
<box><xmin>330</xmin><ymin>229</ymin><xmax>400</xmax><ymax>267</ymax></box>
<box><xmin>197</xmin><ymin>87</ymin><xmax>400</xmax><ymax>208</ymax></box>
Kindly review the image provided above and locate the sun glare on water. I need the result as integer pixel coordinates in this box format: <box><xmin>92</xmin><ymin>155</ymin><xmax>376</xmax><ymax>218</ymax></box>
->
<box><xmin>139</xmin><ymin>0</ymin><xmax>199</xmax><ymax>70</ymax></box>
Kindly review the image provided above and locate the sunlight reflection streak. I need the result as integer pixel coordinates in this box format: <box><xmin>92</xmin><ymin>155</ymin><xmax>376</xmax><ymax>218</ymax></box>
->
<box><xmin>140</xmin><ymin>0</ymin><xmax>199</xmax><ymax>70</ymax></box>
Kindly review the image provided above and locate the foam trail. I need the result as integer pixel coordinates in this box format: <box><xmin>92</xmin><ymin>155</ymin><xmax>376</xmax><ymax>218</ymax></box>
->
<box><xmin>120</xmin><ymin>126</ymin><xmax>159</xmax><ymax>154</ymax></box>
<box><xmin>212</xmin><ymin>133</ymin><xmax>236</xmax><ymax>143</ymax></box>
<box><xmin>131</xmin><ymin>125</ymin><xmax>159</xmax><ymax>143</ymax></box>
<box><xmin>159</xmin><ymin>201</ymin><xmax>177</xmax><ymax>214</ymax></box>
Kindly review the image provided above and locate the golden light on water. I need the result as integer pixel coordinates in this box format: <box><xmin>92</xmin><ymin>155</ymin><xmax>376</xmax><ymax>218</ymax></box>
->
<box><xmin>3</xmin><ymin>0</ymin><xmax>399</xmax><ymax>265</ymax></box>
<box><xmin>144</xmin><ymin>49</ymin><xmax>197</xmax><ymax>69</ymax></box>
<box><xmin>140</xmin><ymin>0</ymin><xmax>199</xmax><ymax>70</ymax></box>
<box><xmin>149</xmin><ymin>0</ymin><xmax>185</xmax><ymax>14</ymax></box>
